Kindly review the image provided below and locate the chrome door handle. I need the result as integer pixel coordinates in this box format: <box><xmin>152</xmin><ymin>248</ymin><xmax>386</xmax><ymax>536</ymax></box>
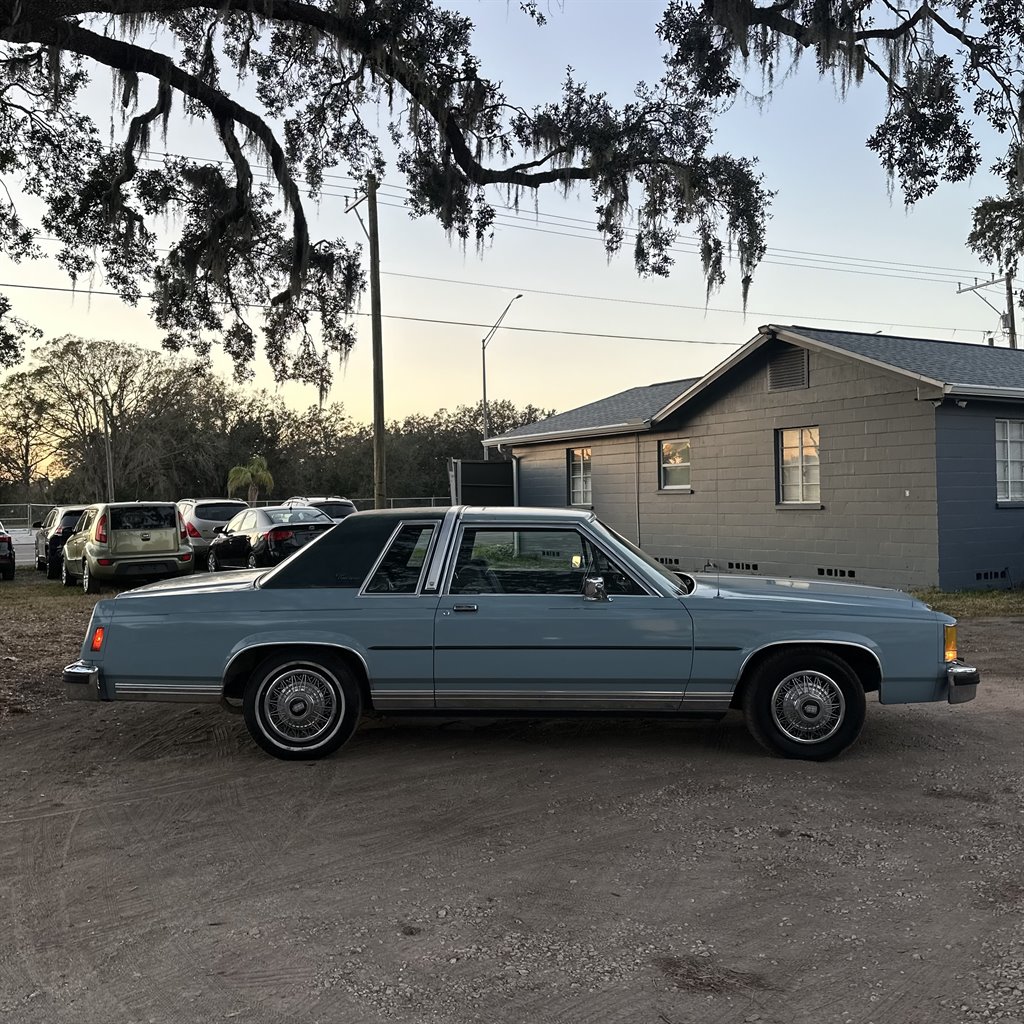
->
<box><xmin>452</xmin><ymin>603</ymin><xmax>478</xmax><ymax>612</ymax></box>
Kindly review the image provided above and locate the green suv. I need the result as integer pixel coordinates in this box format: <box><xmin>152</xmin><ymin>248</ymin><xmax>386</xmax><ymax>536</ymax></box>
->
<box><xmin>61</xmin><ymin>502</ymin><xmax>196</xmax><ymax>593</ymax></box>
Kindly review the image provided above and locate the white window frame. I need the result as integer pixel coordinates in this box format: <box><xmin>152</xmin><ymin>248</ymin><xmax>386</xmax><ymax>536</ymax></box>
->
<box><xmin>659</xmin><ymin>439</ymin><xmax>691</xmax><ymax>490</ymax></box>
<box><xmin>568</xmin><ymin>447</ymin><xmax>592</xmax><ymax>506</ymax></box>
<box><xmin>996</xmin><ymin>419</ymin><xmax>1024</xmax><ymax>502</ymax></box>
<box><xmin>777</xmin><ymin>426</ymin><xmax>820</xmax><ymax>504</ymax></box>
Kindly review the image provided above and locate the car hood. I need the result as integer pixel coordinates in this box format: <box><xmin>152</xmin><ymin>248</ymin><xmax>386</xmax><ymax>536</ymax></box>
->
<box><xmin>118</xmin><ymin>569</ymin><xmax>262</xmax><ymax>599</ymax></box>
<box><xmin>688</xmin><ymin>572</ymin><xmax>931</xmax><ymax>612</ymax></box>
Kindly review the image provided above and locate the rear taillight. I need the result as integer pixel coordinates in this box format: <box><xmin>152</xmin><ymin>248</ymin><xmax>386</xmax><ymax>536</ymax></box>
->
<box><xmin>90</xmin><ymin>627</ymin><xmax>105</xmax><ymax>652</ymax></box>
<box><xmin>94</xmin><ymin>514</ymin><xmax>107</xmax><ymax>544</ymax></box>
<box><xmin>267</xmin><ymin>528</ymin><xmax>294</xmax><ymax>544</ymax></box>
<box><xmin>178</xmin><ymin>512</ymin><xmax>188</xmax><ymax>542</ymax></box>
<box><xmin>185</xmin><ymin>521</ymin><xmax>202</xmax><ymax>539</ymax></box>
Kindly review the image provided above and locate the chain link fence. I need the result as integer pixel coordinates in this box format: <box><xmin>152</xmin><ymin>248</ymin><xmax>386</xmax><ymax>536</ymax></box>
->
<box><xmin>0</xmin><ymin>504</ymin><xmax>54</xmax><ymax>529</ymax></box>
<box><xmin>1</xmin><ymin>498</ymin><xmax>450</xmax><ymax>528</ymax></box>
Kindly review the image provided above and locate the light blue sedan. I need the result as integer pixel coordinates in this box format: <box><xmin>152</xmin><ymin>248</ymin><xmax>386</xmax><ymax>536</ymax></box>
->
<box><xmin>64</xmin><ymin>506</ymin><xmax>979</xmax><ymax>761</ymax></box>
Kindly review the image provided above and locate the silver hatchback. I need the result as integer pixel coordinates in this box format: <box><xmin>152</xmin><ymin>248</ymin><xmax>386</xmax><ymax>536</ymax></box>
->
<box><xmin>177</xmin><ymin>498</ymin><xmax>249</xmax><ymax>559</ymax></box>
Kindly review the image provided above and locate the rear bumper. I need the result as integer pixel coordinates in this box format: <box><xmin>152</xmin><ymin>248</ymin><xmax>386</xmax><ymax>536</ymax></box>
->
<box><xmin>947</xmin><ymin>662</ymin><xmax>979</xmax><ymax>704</ymax></box>
<box><xmin>91</xmin><ymin>556</ymin><xmax>195</xmax><ymax>580</ymax></box>
<box><xmin>64</xmin><ymin>661</ymin><xmax>102</xmax><ymax>701</ymax></box>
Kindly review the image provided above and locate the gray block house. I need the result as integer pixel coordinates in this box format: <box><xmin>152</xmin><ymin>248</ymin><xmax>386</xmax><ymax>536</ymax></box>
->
<box><xmin>485</xmin><ymin>325</ymin><xmax>1024</xmax><ymax>590</ymax></box>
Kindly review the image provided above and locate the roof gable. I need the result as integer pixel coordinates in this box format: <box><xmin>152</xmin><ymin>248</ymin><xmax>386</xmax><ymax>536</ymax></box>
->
<box><xmin>653</xmin><ymin>324</ymin><xmax>1024</xmax><ymax>423</ymax></box>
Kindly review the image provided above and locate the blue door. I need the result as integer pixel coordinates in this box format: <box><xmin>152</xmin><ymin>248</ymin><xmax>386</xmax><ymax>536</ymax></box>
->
<box><xmin>433</xmin><ymin>526</ymin><xmax>693</xmax><ymax>710</ymax></box>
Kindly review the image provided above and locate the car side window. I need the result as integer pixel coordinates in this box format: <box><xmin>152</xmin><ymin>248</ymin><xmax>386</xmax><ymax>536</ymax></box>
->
<box><xmin>43</xmin><ymin>510</ymin><xmax>56</xmax><ymax>530</ymax></box>
<box><xmin>225</xmin><ymin>512</ymin><xmax>246</xmax><ymax>532</ymax></box>
<box><xmin>364</xmin><ymin>524</ymin><xmax>437</xmax><ymax>594</ymax></box>
<box><xmin>239</xmin><ymin>511</ymin><xmax>258</xmax><ymax>531</ymax></box>
<box><xmin>449</xmin><ymin>528</ymin><xmax>644</xmax><ymax>596</ymax></box>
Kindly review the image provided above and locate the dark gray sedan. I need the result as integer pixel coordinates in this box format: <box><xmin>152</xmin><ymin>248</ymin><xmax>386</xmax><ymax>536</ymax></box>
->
<box><xmin>206</xmin><ymin>505</ymin><xmax>335</xmax><ymax>571</ymax></box>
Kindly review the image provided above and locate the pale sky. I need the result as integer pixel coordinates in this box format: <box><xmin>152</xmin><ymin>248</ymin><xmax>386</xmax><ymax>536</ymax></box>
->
<box><xmin>0</xmin><ymin>0</ymin><xmax>1004</xmax><ymax>424</ymax></box>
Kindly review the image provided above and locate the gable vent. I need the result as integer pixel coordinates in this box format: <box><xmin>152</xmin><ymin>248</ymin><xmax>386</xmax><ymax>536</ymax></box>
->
<box><xmin>767</xmin><ymin>346</ymin><xmax>809</xmax><ymax>391</ymax></box>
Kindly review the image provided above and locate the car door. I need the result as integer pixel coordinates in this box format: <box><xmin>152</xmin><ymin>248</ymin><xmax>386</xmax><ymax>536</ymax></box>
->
<box><xmin>218</xmin><ymin>510</ymin><xmax>257</xmax><ymax>567</ymax></box>
<box><xmin>37</xmin><ymin>509</ymin><xmax>56</xmax><ymax>561</ymax></box>
<box><xmin>433</xmin><ymin>525</ymin><xmax>694</xmax><ymax>710</ymax></box>
<box><xmin>63</xmin><ymin>509</ymin><xmax>96</xmax><ymax>567</ymax></box>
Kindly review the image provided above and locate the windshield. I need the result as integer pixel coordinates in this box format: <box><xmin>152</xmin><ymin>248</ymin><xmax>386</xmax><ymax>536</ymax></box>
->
<box><xmin>267</xmin><ymin>508</ymin><xmax>333</xmax><ymax>525</ymax></box>
<box><xmin>592</xmin><ymin>520</ymin><xmax>686</xmax><ymax>594</ymax></box>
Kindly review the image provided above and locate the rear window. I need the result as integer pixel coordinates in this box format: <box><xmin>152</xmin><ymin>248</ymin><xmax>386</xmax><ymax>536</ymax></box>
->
<box><xmin>194</xmin><ymin>502</ymin><xmax>247</xmax><ymax>522</ymax></box>
<box><xmin>110</xmin><ymin>506</ymin><xmax>177</xmax><ymax>531</ymax></box>
<box><xmin>314</xmin><ymin>501</ymin><xmax>356</xmax><ymax>518</ymax></box>
<box><xmin>60</xmin><ymin>510</ymin><xmax>86</xmax><ymax>527</ymax></box>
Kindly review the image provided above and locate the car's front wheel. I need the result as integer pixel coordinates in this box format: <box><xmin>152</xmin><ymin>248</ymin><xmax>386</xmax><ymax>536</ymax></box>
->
<box><xmin>242</xmin><ymin>652</ymin><xmax>362</xmax><ymax>761</ymax></box>
<box><xmin>207</xmin><ymin>549</ymin><xmax>218</xmax><ymax>573</ymax></box>
<box><xmin>742</xmin><ymin>648</ymin><xmax>866</xmax><ymax>761</ymax></box>
<box><xmin>60</xmin><ymin>556</ymin><xmax>75</xmax><ymax>588</ymax></box>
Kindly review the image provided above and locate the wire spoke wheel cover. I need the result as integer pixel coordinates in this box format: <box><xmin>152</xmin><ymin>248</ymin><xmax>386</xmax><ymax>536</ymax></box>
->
<box><xmin>243</xmin><ymin>652</ymin><xmax>361</xmax><ymax>760</ymax></box>
<box><xmin>771</xmin><ymin>671</ymin><xmax>845</xmax><ymax>743</ymax></box>
<box><xmin>262</xmin><ymin>666</ymin><xmax>341</xmax><ymax>744</ymax></box>
<box><xmin>743</xmin><ymin>647</ymin><xmax>866</xmax><ymax>761</ymax></box>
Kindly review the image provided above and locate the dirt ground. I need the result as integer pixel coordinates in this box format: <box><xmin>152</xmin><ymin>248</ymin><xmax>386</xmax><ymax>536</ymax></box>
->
<box><xmin>1</xmin><ymin>569</ymin><xmax>1022</xmax><ymax>1024</ymax></box>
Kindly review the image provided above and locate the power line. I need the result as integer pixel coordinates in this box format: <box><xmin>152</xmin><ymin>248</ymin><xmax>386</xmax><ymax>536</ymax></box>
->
<box><xmin>0</xmin><ymin>278</ymin><xmax>991</xmax><ymax>344</ymax></box>
<box><xmin>0</xmin><ymin>280</ymin><xmax>736</xmax><ymax>345</ymax></box>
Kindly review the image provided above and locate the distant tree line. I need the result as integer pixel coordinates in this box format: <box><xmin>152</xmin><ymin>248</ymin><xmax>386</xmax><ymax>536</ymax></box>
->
<box><xmin>0</xmin><ymin>337</ymin><xmax>553</xmax><ymax>505</ymax></box>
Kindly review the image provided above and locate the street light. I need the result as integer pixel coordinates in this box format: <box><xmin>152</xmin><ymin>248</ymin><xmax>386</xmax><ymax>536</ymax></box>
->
<box><xmin>481</xmin><ymin>293</ymin><xmax>522</xmax><ymax>460</ymax></box>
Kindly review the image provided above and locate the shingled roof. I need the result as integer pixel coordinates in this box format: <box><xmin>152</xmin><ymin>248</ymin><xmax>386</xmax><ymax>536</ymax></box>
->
<box><xmin>653</xmin><ymin>324</ymin><xmax>1024</xmax><ymax>423</ymax></box>
<box><xmin>490</xmin><ymin>325</ymin><xmax>1024</xmax><ymax>450</ymax></box>
<box><xmin>487</xmin><ymin>377</ymin><xmax>700</xmax><ymax>447</ymax></box>
<box><xmin>773</xmin><ymin>326</ymin><xmax>1024</xmax><ymax>392</ymax></box>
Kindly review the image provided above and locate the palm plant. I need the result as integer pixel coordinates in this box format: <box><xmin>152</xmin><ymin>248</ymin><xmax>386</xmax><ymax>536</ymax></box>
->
<box><xmin>227</xmin><ymin>456</ymin><xmax>274</xmax><ymax>504</ymax></box>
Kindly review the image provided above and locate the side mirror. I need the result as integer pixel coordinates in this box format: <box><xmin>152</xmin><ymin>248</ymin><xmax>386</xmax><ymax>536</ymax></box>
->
<box><xmin>583</xmin><ymin>576</ymin><xmax>609</xmax><ymax>602</ymax></box>
<box><xmin>212</xmin><ymin>525</ymin><xmax>225</xmax><ymax>534</ymax></box>
<box><xmin>32</xmin><ymin>521</ymin><xmax>42</xmax><ymax>529</ymax></box>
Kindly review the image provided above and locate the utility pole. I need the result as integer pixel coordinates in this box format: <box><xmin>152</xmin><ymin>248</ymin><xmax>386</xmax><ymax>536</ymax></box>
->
<box><xmin>1005</xmin><ymin>275</ymin><xmax>1018</xmax><ymax>350</ymax></box>
<box><xmin>346</xmin><ymin>175</ymin><xmax>387</xmax><ymax>508</ymax></box>
<box><xmin>957</xmin><ymin>274</ymin><xmax>1017</xmax><ymax>349</ymax></box>
<box><xmin>100</xmin><ymin>397</ymin><xmax>115</xmax><ymax>502</ymax></box>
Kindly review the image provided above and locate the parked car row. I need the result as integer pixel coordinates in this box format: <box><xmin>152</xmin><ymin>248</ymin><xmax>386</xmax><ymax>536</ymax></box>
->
<box><xmin>26</xmin><ymin>494</ymin><xmax>356</xmax><ymax>592</ymax></box>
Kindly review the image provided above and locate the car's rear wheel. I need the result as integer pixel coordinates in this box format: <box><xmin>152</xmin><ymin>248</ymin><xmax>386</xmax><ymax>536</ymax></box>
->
<box><xmin>242</xmin><ymin>652</ymin><xmax>362</xmax><ymax>761</ymax></box>
<box><xmin>60</xmin><ymin>556</ymin><xmax>75</xmax><ymax>587</ymax></box>
<box><xmin>45</xmin><ymin>550</ymin><xmax>61</xmax><ymax>578</ymax></box>
<box><xmin>82</xmin><ymin>559</ymin><xmax>100</xmax><ymax>595</ymax></box>
<box><xmin>247</xmin><ymin>553</ymin><xmax>258</xmax><ymax>569</ymax></box>
<box><xmin>742</xmin><ymin>648</ymin><xmax>866</xmax><ymax>761</ymax></box>
<box><xmin>35</xmin><ymin>552</ymin><xmax>45</xmax><ymax>570</ymax></box>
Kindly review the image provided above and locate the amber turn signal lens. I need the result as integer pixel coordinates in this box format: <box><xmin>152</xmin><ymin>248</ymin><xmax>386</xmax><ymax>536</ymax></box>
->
<box><xmin>90</xmin><ymin>627</ymin><xmax>105</xmax><ymax>652</ymax></box>
<box><xmin>944</xmin><ymin>624</ymin><xmax>958</xmax><ymax>663</ymax></box>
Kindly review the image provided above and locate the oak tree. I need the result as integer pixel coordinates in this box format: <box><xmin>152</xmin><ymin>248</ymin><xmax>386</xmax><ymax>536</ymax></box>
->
<box><xmin>671</xmin><ymin>1</ymin><xmax>1024</xmax><ymax>280</ymax></box>
<box><xmin>0</xmin><ymin>0</ymin><xmax>771</xmax><ymax>384</ymax></box>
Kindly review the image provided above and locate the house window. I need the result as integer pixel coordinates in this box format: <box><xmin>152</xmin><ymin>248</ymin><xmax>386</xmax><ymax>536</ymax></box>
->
<box><xmin>568</xmin><ymin>447</ymin><xmax>592</xmax><ymax>505</ymax></box>
<box><xmin>660</xmin><ymin>439</ymin><xmax>691</xmax><ymax>489</ymax></box>
<box><xmin>996</xmin><ymin>419</ymin><xmax>1024</xmax><ymax>501</ymax></box>
<box><xmin>777</xmin><ymin>426</ymin><xmax>820</xmax><ymax>504</ymax></box>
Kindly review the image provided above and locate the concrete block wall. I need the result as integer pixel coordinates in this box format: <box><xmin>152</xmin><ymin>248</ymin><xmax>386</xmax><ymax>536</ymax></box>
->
<box><xmin>513</xmin><ymin>341</ymin><xmax>943</xmax><ymax>590</ymax></box>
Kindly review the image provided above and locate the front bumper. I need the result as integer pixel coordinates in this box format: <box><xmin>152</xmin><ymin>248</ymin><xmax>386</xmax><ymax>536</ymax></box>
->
<box><xmin>947</xmin><ymin>662</ymin><xmax>979</xmax><ymax>704</ymax></box>
<box><xmin>64</xmin><ymin>661</ymin><xmax>102</xmax><ymax>701</ymax></box>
